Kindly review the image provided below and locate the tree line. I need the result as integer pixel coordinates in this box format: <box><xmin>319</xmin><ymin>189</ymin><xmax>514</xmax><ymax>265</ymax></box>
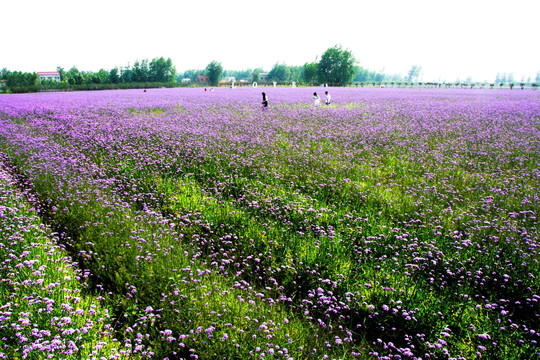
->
<box><xmin>1</xmin><ymin>57</ymin><xmax>177</xmax><ymax>93</ymax></box>
<box><xmin>178</xmin><ymin>46</ymin><xmax>405</xmax><ymax>87</ymax></box>
<box><xmin>2</xmin><ymin>46</ymin><xmax>539</xmax><ymax>93</ymax></box>
<box><xmin>0</xmin><ymin>46</ymin><xmax>397</xmax><ymax>92</ymax></box>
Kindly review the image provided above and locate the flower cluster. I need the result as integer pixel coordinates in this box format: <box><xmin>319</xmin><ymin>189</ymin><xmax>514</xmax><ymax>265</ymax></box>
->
<box><xmin>0</xmin><ymin>160</ymin><xmax>148</xmax><ymax>359</ymax></box>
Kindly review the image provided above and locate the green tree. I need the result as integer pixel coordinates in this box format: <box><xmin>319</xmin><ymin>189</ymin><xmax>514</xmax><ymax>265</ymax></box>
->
<box><xmin>407</xmin><ymin>65</ymin><xmax>422</xmax><ymax>82</ymax></box>
<box><xmin>206</xmin><ymin>60</ymin><xmax>223</xmax><ymax>86</ymax></box>
<box><xmin>66</xmin><ymin>66</ymin><xmax>83</xmax><ymax>85</ymax></box>
<box><xmin>56</xmin><ymin>66</ymin><xmax>65</xmax><ymax>82</ymax></box>
<box><xmin>289</xmin><ymin>66</ymin><xmax>303</xmax><ymax>83</ymax></box>
<box><xmin>303</xmin><ymin>62</ymin><xmax>318</xmax><ymax>84</ymax></box>
<box><xmin>268</xmin><ymin>63</ymin><xmax>291</xmax><ymax>82</ymax></box>
<box><xmin>149</xmin><ymin>57</ymin><xmax>176</xmax><ymax>82</ymax></box>
<box><xmin>132</xmin><ymin>59</ymin><xmax>149</xmax><ymax>82</ymax></box>
<box><xmin>223</xmin><ymin>69</ymin><xmax>253</xmax><ymax>81</ymax></box>
<box><xmin>183</xmin><ymin>69</ymin><xmax>205</xmax><ymax>82</ymax></box>
<box><xmin>109</xmin><ymin>67</ymin><xmax>120</xmax><ymax>83</ymax></box>
<box><xmin>251</xmin><ymin>68</ymin><xmax>263</xmax><ymax>82</ymax></box>
<box><xmin>3</xmin><ymin>70</ymin><xmax>38</xmax><ymax>88</ymax></box>
<box><xmin>317</xmin><ymin>45</ymin><xmax>357</xmax><ymax>86</ymax></box>
<box><xmin>354</xmin><ymin>67</ymin><xmax>369</xmax><ymax>82</ymax></box>
<box><xmin>93</xmin><ymin>69</ymin><xmax>109</xmax><ymax>84</ymax></box>
<box><xmin>507</xmin><ymin>72</ymin><xmax>514</xmax><ymax>83</ymax></box>
<box><xmin>120</xmin><ymin>66</ymin><xmax>133</xmax><ymax>83</ymax></box>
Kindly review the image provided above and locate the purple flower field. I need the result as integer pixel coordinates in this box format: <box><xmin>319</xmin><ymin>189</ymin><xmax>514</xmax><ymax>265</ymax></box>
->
<box><xmin>0</xmin><ymin>87</ymin><xmax>539</xmax><ymax>359</ymax></box>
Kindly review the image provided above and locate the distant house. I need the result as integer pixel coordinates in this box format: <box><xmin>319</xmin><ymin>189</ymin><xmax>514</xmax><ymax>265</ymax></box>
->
<box><xmin>196</xmin><ymin>75</ymin><xmax>209</xmax><ymax>85</ymax></box>
<box><xmin>259</xmin><ymin>72</ymin><xmax>269</xmax><ymax>81</ymax></box>
<box><xmin>181</xmin><ymin>78</ymin><xmax>191</xmax><ymax>83</ymax></box>
<box><xmin>38</xmin><ymin>71</ymin><xmax>61</xmax><ymax>82</ymax></box>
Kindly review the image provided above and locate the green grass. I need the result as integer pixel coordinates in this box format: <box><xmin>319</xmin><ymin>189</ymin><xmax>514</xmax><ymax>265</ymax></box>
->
<box><xmin>0</xmin><ymin>168</ymin><xmax>142</xmax><ymax>359</ymax></box>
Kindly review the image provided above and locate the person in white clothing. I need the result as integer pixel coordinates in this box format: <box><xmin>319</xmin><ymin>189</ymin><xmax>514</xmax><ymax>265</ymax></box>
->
<box><xmin>312</xmin><ymin>92</ymin><xmax>320</xmax><ymax>106</ymax></box>
<box><xmin>324</xmin><ymin>91</ymin><xmax>331</xmax><ymax>105</ymax></box>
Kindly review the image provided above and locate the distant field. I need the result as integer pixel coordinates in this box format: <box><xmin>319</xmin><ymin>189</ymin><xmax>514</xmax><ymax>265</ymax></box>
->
<box><xmin>0</xmin><ymin>87</ymin><xmax>539</xmax><ymax>359</ymax></box>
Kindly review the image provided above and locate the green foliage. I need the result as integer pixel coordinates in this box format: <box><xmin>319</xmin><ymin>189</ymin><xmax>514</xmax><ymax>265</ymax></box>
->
<box><xmin>222</xmin><ymin>68</ymin><xmax>256</xmax><ymax>81</ymax></box>
<box><xmin>1</xmin><ymin>56</ymin><xmax>178</xmax><ymax>92</ymax></box>
<box><xmin>56</xmin><ymin>66</ymin><xmax>65</xmax><ymax>81</ymax></box>
<box><xmin>269</xmin><ymin>62</ymin><xmax>291</xmax><ymax>82</ymax></box>
<box><xmin>495</xmin><ymin>72</ymin><xmax>516</xmax><ymax>84</ymax></box>
<box><xmin>264</xmin><ymin>64</ymin><xmax>303</xmax><ymax>84</ymax></box>
<box><xmin>66</xmin><ymin>66</ymin><xmax>83</xmax><ymax>85</ymax></box>
<box><xmin>2</xmin><ymin>70</ymin><xmax>38</xmax><ymax>88</ymax></box>
<box><xmin>251</xmin><ymin>68</ymin><xmax>261</xmax><ymax>82</ymax></box>
<box><xmin>92</xmin><ymin>68</ymin><xmax>110</xmax><ymax>84</ymax></box>
<box><xmin>303</xmin><ymin>61</ymin><xmax>318</xmax><ymax>84</ymax></box>
<box><xmin>354</xmin><ymin>66</ymin><xmax>386</xmax><ymax>82</ymax></box>
<box><xmin>182</xmin><ymin>69</ymin><xmax>206</xmax><ymax>82</ymax></box>
<box><xmin>318</xmin><ymin>44</ymin><xmax>357</xmax><ymax>86</ymax></box>
<box><xmin>0</xmin><ymin>168</ymin><xmax>137</xmax><ymax>359</ymax></box>
<box><xmin>109</xmin><ymin>67</ymin><xmax>120</xmax><ymax>83</ymax></box>
<box><xmin>132</xmin><ymin>59</ymin><xmax>149</xmax><ymax>82</ymax></box>
<box><xmin>149</xmin><ymin>57</ymin><xmax>176</xmax><ymax>82</ymax></box>
<box><xmin>407</xmin><ymin>64</ymin><xmax>422</xmax><ymax>82</ymax></box>
<box><xmin>2</xmin><ymin>51</ymin><xmax>429</xmax><ymax>93</ymax></box>
<box><xmin>206</xmin><ymin>60</ymin><xmax>223</xmax><ymax>86</ymax></box>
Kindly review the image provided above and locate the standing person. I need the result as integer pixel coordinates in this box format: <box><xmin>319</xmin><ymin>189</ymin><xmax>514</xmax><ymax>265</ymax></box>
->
<box><xmin>325</xmin><ymin>91</ymin><xmax>331</xmax><ymax>105</ymax></box>
<box><xmin>261</xmin><ymin>92</ymin><xmax>268</xmax><ymax>110</ymax></box>
<box><xmin>312</xmin><ymin>92</ymin><xmax>320</xmax><ymax>106</ymax></box>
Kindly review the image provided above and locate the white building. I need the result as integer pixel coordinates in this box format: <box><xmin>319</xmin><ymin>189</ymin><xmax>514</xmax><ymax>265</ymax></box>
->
<box><xmin>38</xmin><ymin>71</ymin><xmax>61</xmax><ymax>82</ymax></box>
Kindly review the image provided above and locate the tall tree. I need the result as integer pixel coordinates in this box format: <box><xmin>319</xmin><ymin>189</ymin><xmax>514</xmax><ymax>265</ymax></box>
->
<box><xmin>223</xmin><ymin>69</ymin><xmax>253</xmax><ymax>81</ymax></box>
<box><xmin>109</xmin><ymin>67</ymin><xmax>120</xmax><ymax>83</ymax></box>
<box><xmin>66</xmin><ymin>66</ymin><xmax>83</xmax><ymax>85</ymax></box>
<box><xmin>303</xmin><ymin>62</ymin><xmax>318</xmax><ymax>84</ymax></box>
<box><xmin>56</xmin><ymin>66</ymin><xmax>65</xmax><ymax>82</ymax></box>
<box><xmin>120</xmin><ymin>66</ymin><xmax>133</xmax><ymax>83</ymax></box>
<box><xmin>132</xmin><ymin>59</ymin><xmax>149</xmax><ymax>82</ymax></box>
<box><xmin>149</xmin><ymin>57</ymin><xmax>176</xmax><ymax>82</ymax></box>
<box><xmin>288</xmin><ymin>66</ymin><xmax>303</xmax><ymax>82</ymax></box>
<box><xmin>317</xmin><ymin>45</ymin><xmax>357</xmax><ymax>86</ymax></box>
<box><xmin>206</xmin><ymin>60</ymin><xmax>223</xmax><ymax>86</ymax></box>
<box><xmin>268</xmin><ymin>63</ymin><xmax>291</xmax><ymax>82</ymax></box>
<box><xmin>407</xmin><ymin>65</ymin><xmax>422</xmax><ymax>82</ymax></box>
<box><xmin>3</xmin><ymin>70</ymin><xmax>38</xmax><ymax>88</ymax></box>
<box><xmin>354</xmin><ymin>67</ymin><xmax>370</xmax><ymax>82</ymax></box>
<box><xmin>251</xmin><ymin>68</ymin><xmax>263</xmax><ymax>82</ymax></box>
<box><xmin>506</xmin><ymin>72</ymin><xmax>514</xmax><ymax>83</ymax></box>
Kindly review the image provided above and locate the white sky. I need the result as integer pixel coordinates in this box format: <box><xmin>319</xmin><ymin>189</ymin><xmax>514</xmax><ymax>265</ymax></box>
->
<box><xmin>2</xmin><ymin>0</ymin><xmax>539</xmax><ymax>82</ymax></box>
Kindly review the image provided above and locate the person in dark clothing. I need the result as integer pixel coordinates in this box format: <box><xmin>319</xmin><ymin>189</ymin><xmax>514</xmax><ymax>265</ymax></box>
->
<box><xmin>261</xmin><ymin>92</ymin><xmax>268</xmax><ymax>110</ymax></box>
